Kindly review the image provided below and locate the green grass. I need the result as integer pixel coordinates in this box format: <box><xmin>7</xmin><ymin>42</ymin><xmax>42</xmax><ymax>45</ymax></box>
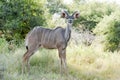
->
<box><xmin>0</xmin><ymin>43</ymin><xmax>120</xmax><ymax>80</ymax></box>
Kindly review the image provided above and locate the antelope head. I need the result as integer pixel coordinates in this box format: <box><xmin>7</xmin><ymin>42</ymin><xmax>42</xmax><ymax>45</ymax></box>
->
<box><xmin>61</xmin><ymin>11</ymin><xmax>80</xmax><ymax>25</ymax></box>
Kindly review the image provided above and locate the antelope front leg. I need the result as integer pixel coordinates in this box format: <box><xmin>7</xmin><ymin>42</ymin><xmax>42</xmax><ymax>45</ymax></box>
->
<box><xmin>58</xmin><ymin>48</ymin><xmax>68</xmax><ymax>75</ymax></box>
<box><xmin>62</xmin><ymin>50</ymin><xmax>68</xmax><ymax>75</ymax></box>
<box><xmin>59</xmin><ymin>52</ymin><xmax>63</xmax><ymax>75</ymax></box>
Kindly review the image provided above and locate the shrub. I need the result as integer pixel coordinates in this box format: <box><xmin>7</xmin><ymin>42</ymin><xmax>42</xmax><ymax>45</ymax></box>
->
<box><xmin>0</xmin><ymin>0</ymin><xmax>46</xmax><ymax>42</ymax></box>
<box><xmin>94</xmin><ymin>11</ymin><xmax>120</xmax><ymax>52</ymax></box>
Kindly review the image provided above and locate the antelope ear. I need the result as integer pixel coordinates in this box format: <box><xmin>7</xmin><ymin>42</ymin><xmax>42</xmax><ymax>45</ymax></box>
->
<box><xmin>73</xmin><ymin>11</ymin><xmax>80</xmax><ymax>19</ymax></box>
<box><xmin>61</xmin><ymin>11</ymin><xmax>67</xmax><ymax>18</ymax></box>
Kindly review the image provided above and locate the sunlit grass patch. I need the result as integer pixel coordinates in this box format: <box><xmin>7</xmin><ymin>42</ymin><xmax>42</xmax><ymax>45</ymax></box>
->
<box><xmin>67</xmin><ymin>44</ymin><xmax>120</xmax><ymax>80</ymax></box>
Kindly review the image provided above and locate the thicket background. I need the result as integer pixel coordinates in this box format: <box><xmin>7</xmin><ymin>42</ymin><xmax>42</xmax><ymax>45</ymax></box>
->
<box><xmin>0</xmin><ymin>0</ymin><xmax>120</xmax><ymax>80</ymax></box>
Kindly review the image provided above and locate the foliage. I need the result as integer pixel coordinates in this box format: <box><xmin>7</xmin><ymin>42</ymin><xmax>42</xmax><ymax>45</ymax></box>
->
<box><xmin>70</xmin><ymin>1</ymin><xmax>119</xmax><ymax>30</ymax></box>
<box><xmin>94</xmin><ymin>11</ymin><xmax>120</xmax><ymax>52</ymax></box>
<box><xmin>0</xmin><ymin>0</ymin><xmax>46</xmax><ymax>42</ymax></box>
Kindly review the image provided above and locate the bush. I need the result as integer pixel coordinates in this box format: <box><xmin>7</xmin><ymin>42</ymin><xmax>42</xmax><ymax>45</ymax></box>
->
<box><xmin>94</xmin><ymin>11</ymin><xmax>120</xmax><ymax>52</ymax></box>
<box><xmin>0</xmin><ymin>0</ymin><xmax>46</xmax><ymax>42</ymax></box>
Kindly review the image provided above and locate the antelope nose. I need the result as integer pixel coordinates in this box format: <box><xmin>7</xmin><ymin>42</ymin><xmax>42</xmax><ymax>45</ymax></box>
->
<box><xmin>69</xmin><ymin>20</ymin><xmax>72</xmax><ymax>23</ymax></box>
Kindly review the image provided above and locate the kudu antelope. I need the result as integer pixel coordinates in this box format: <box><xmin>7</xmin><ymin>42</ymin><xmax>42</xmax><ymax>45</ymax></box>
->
<box><xmin>22</xmin><ymin>11</ymin><xmax>79</xmax><ymax>74</ymax></box>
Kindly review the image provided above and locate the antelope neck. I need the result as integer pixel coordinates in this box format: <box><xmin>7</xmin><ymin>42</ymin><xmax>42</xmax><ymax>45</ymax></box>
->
<box><xmin>64</xmin><ymin>23</ymin><xmax>72</xmax><ymax>42</ymax></box>
<box><xmin>66</xmin><ymin>23</ymin><xmax>72</xmax><ymax>31</ymax></box>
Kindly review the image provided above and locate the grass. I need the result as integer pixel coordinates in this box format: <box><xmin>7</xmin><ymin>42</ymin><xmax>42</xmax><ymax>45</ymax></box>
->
<box><xmin>0</xmin><ymin>41</ymin><xmax>120</xmax><ymax>80</ymax></box>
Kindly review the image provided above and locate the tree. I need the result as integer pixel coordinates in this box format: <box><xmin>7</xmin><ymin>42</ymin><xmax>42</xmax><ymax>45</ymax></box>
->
<box><xmin>0</xmin><ymin>0</ymin><xmax>46</xmax><ymax>43</ymax></box>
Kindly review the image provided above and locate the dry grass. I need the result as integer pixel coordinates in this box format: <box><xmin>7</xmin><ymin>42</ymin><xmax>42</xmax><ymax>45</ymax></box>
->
<box><xmin>0</xmin><ymin>43</ymin><xmax>120</xmax><ymax>80</ymax></box>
